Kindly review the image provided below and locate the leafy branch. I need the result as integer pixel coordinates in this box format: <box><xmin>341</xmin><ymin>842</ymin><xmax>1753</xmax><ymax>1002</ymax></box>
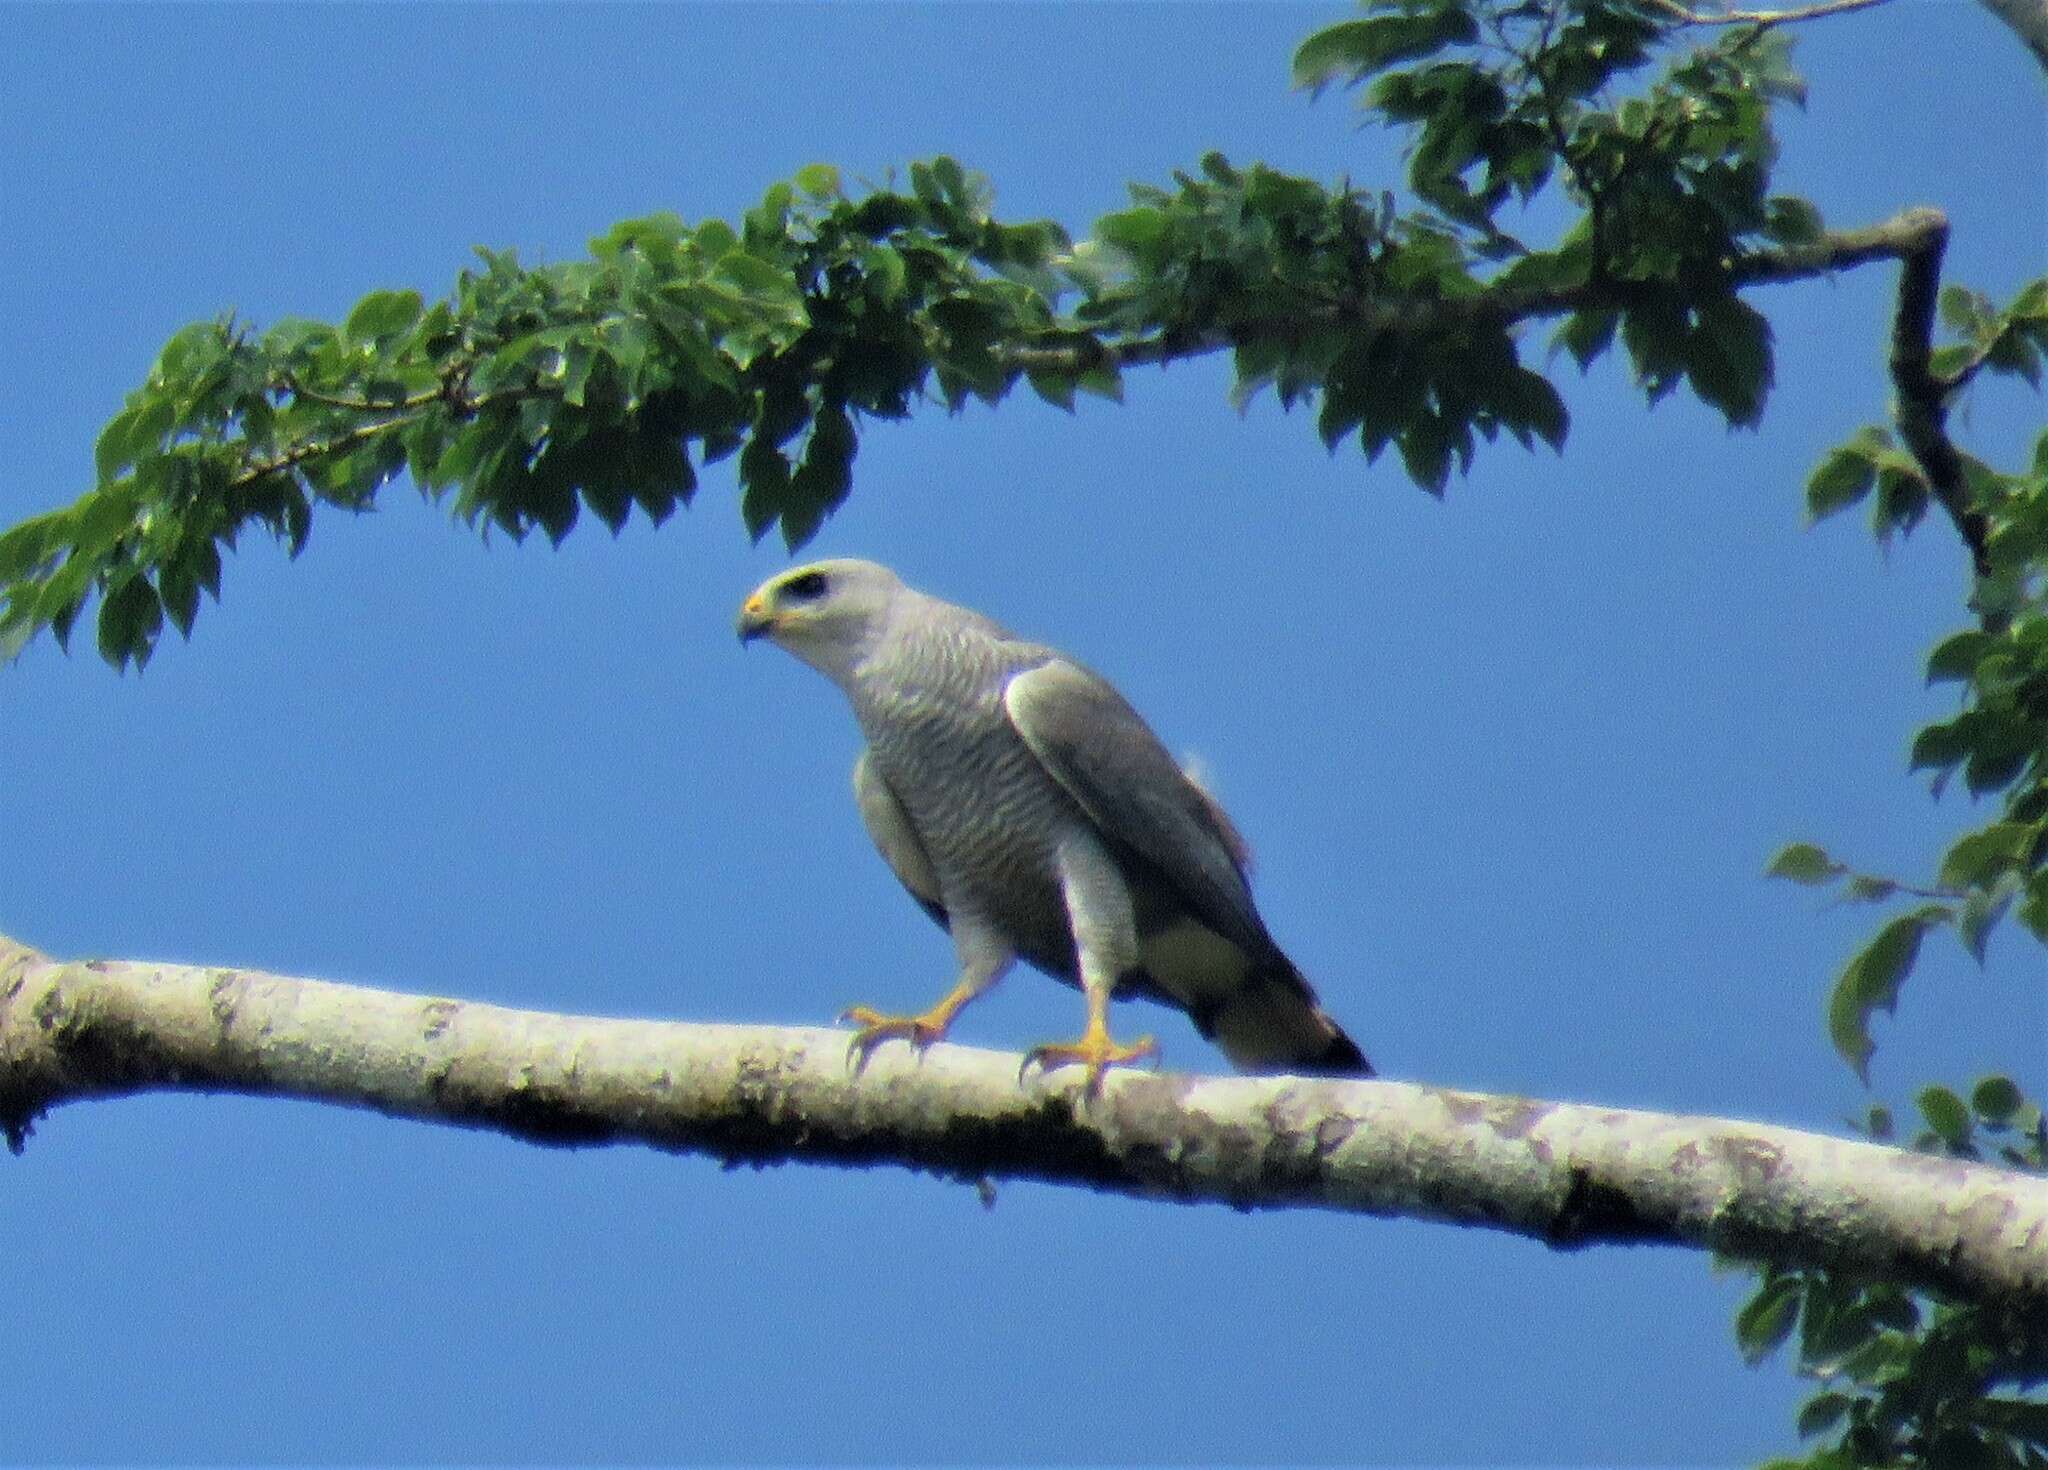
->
<box><xmin>0</xmin><ymin>2</ymin><xmax>2006</xmax><ymax>677</ymax></box>
<box><xmin>1733</xmin><ymin>1070</ymin><xmax>2046</xmax><ymax>1467</ymax></box>
<box><xmin>0</xmin><ymin>159</ymin><xmax>1085</xmax><ymax>669</ymax></box>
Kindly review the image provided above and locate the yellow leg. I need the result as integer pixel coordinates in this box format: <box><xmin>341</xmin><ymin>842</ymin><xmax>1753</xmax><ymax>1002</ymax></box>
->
<box><xmin>1019</xmin><ymin>983</ymin><xmax>1157</xmax><ymax>1091</ymax></box>
<box><xmin>840</xmin><ymin>977</ymin><xmax>983</xmax><ymax>1071</ymax></box>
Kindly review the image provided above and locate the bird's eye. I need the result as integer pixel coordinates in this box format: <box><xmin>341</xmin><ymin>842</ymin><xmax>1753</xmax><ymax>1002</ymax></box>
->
<box><xmin>782</xmin><ymin>571</ymin><xmax>830</xmax><ymax>602</ymax></box>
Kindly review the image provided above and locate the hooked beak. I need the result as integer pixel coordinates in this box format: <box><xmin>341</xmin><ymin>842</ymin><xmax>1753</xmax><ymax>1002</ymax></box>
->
<box><xmin>736</xmin><ymin>592</ymin><xmax>776</xmax><ymax>644</ymax></box>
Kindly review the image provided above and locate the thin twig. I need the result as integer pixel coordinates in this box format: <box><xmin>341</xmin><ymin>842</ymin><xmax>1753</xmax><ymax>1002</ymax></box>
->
<box><xmin>283</xmin><ymin>381</ymin><xmax>441</xmax><ymax>414</ymax></box>
<box><xmin>1645</xmin><ymin>0</ymin><xmax>1893</xmax><ymax>27</ymax></box>
<box><xmin>1001</xmin><ymin>209</ymin><xmax>1948</xmax><ymax>375</ymax></box>
<box><xmin>227</xmin><ymin>416</ymin><xmax>421</xmax><ymax>494</ymax></box>
<box><xmin>224</xmin><ymin>380</ymin><xmax>549</xmax><ymax>497</ymax></box>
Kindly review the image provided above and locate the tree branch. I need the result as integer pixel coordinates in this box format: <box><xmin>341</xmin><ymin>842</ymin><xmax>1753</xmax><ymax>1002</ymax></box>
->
<box><xmin>229</xmin><ymin>415</ymin><xmax>422</xmax><ymax>494</ymax></box>
<box><xmin>1008</xmin><ymin>209</ymin><xmax>1992</xmax><ymax>583</ymax></box>
<box><xmin>1643</xmin><ymin>0</ymin><xmax>1893</xmax><ymax>27</ymax></box>
<box><xmin>1010</xmin><ymin>211</ymin><xmax>1949</xmax><ymax>373</ymax></box>
<box><xmin>1881</xmin><ymin>210</ymin><xmax>1997</xmax><ymax>580</ymax></box>
<box><xmin>280</xmin><ymin>380</ymin><xmax>442</xmax><ymax>414</ymax></box>
<box><xmin>3</xmin><ymin>933</ymin><xmax>2041</xmax><ymax>1318</ymax></box>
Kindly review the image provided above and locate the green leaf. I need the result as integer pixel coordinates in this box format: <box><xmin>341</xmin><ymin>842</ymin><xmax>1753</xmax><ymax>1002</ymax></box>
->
<box><xmin>158</xmin><ymin>545</ymin><xmax>203</xmax><ymax>638</ymax></box>
<box><xmin>1797</xmin><ymin>1272</ymin><xmax>1881</xmax><ymax>1368</ymax></box>
<box><xmin>0</xmin><ymin>616</ymin><xmax>30</xmax><ymax>665</ymax></box>
<box><xmin>1983</xmin><ymin>324</ymin><xmax>2043</xmax><ymax>386</ymax></box>
<box><xmin>471</xmin><ymin>331</ymin><xmax>553</xmax><ymax>395</ymax></box>
<box><xmin>1909</xmin><ymin>717</ymin><xmax>1974</xmax><ymax>775</ymax></box>
<box><xmin>94</xmin><ymin>406</ymin><xmax>143</xmax><ymax>484</ymax></box>
<box><xmin>692</xmin><ymin>218</ymin><xmax>738</xmax><ymax>258</ymax></box>
<box><xmin>1957</xmin><ymin>885</ymin><xmax>2012</xmax><ymax>965</ymax></box>
<box><xmin>1831</xmin><ymin>1328</ymin><xmax>1912</xmax><ymax>1384</ymax></box>
<box><xmin>1795</xmin><ymin>1392</ymin><xmax>1850</xmax><ymax>1438</ymax></box>
<box><xmin>71</xmin><ymin>483</ymin><xmax>144</xmax><ymax>562</ymax></box>
<box><xmin>580</xmin><ymin>477</ymin><xmax>631</xmax><ymax>536</ymax></box>
<box><xmin>1291</xmin><ymin>9</ymin><xmax>1481</xmax><ymax>96</ymax></box>
<box><xmin>1972</xmin><ymin>1075</ymin><xmax>2023</xmax><ymax>1124</ymax></box>
<box><xmin>1735</xmin><ymin>1274</ymin><xmax>1801</xmax><ymax>1364</ymax></box>
<box><xmin>559</xmin><ymin>343</ymin><xmax>596</xmax><ymax>408</ymax></box>
<box><xmin>1917</xmin><ymin>1085</ymin><xmax>1970</xmax><ymax>1147</ymax></box>
<box><xmin>1762</xmin><ymin>196</ymin><xmax>1824</xmax><ymax>246</ymax></box>
<box><xmin>1552</xmin><ymin>309</ymin><xmax>1619</xmax><ymax>373</ymax></box>
<box><xmin>1075</xmin><ymin>364</ymin><xmax>1122</xmax><ymax>404</ymax></box>
<box><xmin>712</xmin><ymin>250</ymin><xmax>808</xmax><ymax>312</ymax></box>
<box><xmin>1765</xmin><ymin>842</ymin><xmax>1843</xmax><ymax>885</ymax></box>
<box><xmin>1962</xmin><ymin>713</ymin><xmax>2037</xmax><ymax>795</ymax></box>
<box><xmin>744</xmin><ymin>181</ymin><xmax>793</xmax><ymax>243</ymax></box>
<box><xmin>738</xmin><ymin>434</ymin><xmax>792</xmax><ymax>543</ymax></box>
<box><xmin>597</xmin><ymin>211</ymin><xmax>687</xmax><ymax>259</ymax></box>
<box><xmin>41</xmin><ymin>552</ymin><xmax>93</xmax><ymax>651</ymax></box>
<box><xmin>1925</xmin><ymin>630</ymin><xmax>1995</xmax><ymax>685</ymax></box>
<box><xmin>1827</xmin><ymin>907</ymin><xmax>1949</xmax><ymax>1082</ymax></box>
<box><xmin>1397</xmin><ymin>413</ymin><xmax>1457</xmax><ymax>496</ymax></box>
<box><xmin>1621</xmin><ymin>297</ymin><xmax>1688</xmax><ymax>404</ymax></box>
<box><xmin>0</xmin><ymin>508</ymin><xmax>66</xmax><ymax>584</ymax></box>
<box><xmin>929</xmin><ymin>155</ymin><xmax>971</xmax><ymax>210</ymax></box>
<box><xmin>1492</xmin><ymin>367</ymin><xmax>1568</xmax><ymax>452</ymax></box>
<box><xmin>793</xmin><ymin>162</ymin><xmax>840</xmax><ymax>199</ymax></box>
<box><xmin>342</xmin><ymin>289</ymin><xmax>425</xmax><ymax>346</ymax></box>
<box><xmin>1939</xmin><ymin>821</ymin><xmax>2037</xmax><ymax>889</ymax></box>
<box><xmin>1930</xmin><ymin>343</ymin><xmax>1976</xmax><ymax>381</ymax></box>
<box><xmin>1940</xmin><ymin>284</ymin><xmax>1995</xmax><ymax>337</ymax></box>
<box><xmin>1806</xmin><ymin>445</ymin><xmax>1876</xmax><ymax>522</ymax></box>
<box><xmin>1026</xmin><ymin>370</ymin><xmax>1077</xmax><ymax>413</ymax></box>
<box><xmin>781</xmin><ymin>403</ymin><xmax>857</xmax><ymax>551</ymax></box>
<box><xmin>1094</xmin><ymin>207</ymin><xmax>1169</xmax><ymax>256</ymax></box>
<box><xmin>96</xmin><ymin>572</ymin><xmax>163</xmax><ymax>672</ymax></box>
<box><xmin>1686</xmin><ymin>296</ymin><xmax>1773</xmax><ymax>428</ymax></box>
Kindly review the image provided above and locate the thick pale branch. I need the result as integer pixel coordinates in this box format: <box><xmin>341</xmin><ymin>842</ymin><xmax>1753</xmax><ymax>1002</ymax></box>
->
<box><xmin>3</xmin><ymin>934</ymin><xmax>2041</xmax><ymax>1317</ymax></box>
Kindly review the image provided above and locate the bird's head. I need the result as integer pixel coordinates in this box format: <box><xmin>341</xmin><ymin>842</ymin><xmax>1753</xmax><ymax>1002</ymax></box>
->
<box><xmin>736</xmin><ymin>558</ymin><xmax>905</xmax><ymax>678</ymax></box>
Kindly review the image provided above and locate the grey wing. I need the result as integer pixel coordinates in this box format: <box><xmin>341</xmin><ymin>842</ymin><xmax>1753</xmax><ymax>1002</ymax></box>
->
<box><xmin>852</xmin><ymin>749</ymin><xmax>949</xmax><ymax>931</ymax></box>
<box><xmin>1002</xmin><ymin>659</ymin><xmax>1273</xmax><ymax>958</ymax></box>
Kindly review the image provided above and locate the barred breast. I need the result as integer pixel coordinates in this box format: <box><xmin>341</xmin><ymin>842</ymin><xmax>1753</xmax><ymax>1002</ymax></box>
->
<box><xmin>848</xmin><ymin>616</ymin><xmax>1085</xmax><ymax>979</ymax></box>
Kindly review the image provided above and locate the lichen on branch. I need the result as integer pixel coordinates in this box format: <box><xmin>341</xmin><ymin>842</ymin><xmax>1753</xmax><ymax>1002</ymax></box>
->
<box><xmin>3</xmin><ymin>933</ymin><xmax>2043</xmax><ymax>1323</ymax></box>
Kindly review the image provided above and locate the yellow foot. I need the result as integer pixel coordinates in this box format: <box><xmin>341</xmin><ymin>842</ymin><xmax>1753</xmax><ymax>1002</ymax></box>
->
<box><xmin>839</xmin><ymin>1004</ymin><xmax>953</xmax><ymax>1071</ymax></box>
<box><xmin>1019</xmin><ymin>1029</ymin><xmax>1159</xmax><ymax>1092</ymax></box>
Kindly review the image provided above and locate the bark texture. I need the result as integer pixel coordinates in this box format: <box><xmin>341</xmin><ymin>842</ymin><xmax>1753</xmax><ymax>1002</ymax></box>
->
<box><xmin>2</xmin><ymin>932</ymin><xmax>2042</xmax><ymax>1317</ymax></box>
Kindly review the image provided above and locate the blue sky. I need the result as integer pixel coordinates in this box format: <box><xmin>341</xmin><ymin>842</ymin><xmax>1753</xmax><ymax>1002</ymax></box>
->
<box><xmin>1</xmin><ymin>3</ymin><xmax>2041</xmax><ymax>1464</ymax></box>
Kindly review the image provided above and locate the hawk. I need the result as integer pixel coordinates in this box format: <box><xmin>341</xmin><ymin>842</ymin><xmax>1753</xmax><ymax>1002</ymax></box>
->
<box><xmin>738</xmin><ymin>558</ymin><xmax>1369</xmax><ymax>1083</ymax></box>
